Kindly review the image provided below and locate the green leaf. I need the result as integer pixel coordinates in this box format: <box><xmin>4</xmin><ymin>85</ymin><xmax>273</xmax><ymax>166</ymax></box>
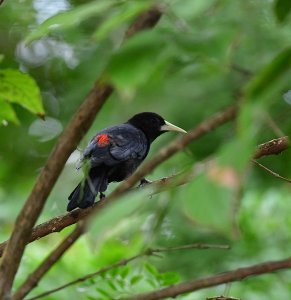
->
<box><xmin>107</xmin><ymin>280</ymin><xmax>118</xmax><ymax>291</ymax></box>
<box><xmin>24</xmin><ymin>0</ymin><xmax>115</xmax><ymax>44</ymax></box>
<box><xmin>274</xmin><ymin>0</ymin><xmax>291</xmax><ymax>22</ymax></box>
<box><xmin>0</xmin><ymin>99</ymin><xmax>20</xmax><ymax>125</ymax></box>
<box><xmin>96</xmin><ymin>287</ymin><xmax>112</xmax><ymax>298</ymax></box>
<box><xmin>144</xmin><ymin>262</ymin><xmax>158</xmax><ymax>276</ymax></box>
<box><xmin>0</xmin><ymin>69</ymin><xmax>44</xmax><ymax>117</ymax></box>
<box><xmin>245</xmin><ymin>48</ymin><xmax>291</xmax><ymax>99</ymax></box>
<box><xmin>93</xmin><ymin>1</ymin><xmax>151</xmax><ymax>40</ymax></box>
<box><xmin>107</xmin><ymin>31</ymin><xmax>169</xmax><ymax>90</ymax></box>
<box><xmin>173</xmin><ymin>28</ymin><xmax>235</xmax><ymax>62</ymax></box>
<box><xmin>158</xmin><ymin>271</ymin><xmax>180</xmax><ymax>286</ymax></box>
<box><xmin>172</xmin><ymin>0</ymin><xmax>216</xmax><ymax>20</ymax></box>
<box><xmin>130</xmin><ymin>275</ymin><xmax>143</xmax><ymax>285</ymax></box>
<box><xmin>181</xmin><ymin>173</ymin><xmax>233</xmax><ymax>235</ymax></box>
<box><xmin>120</xmin><ymin>265</ymin><xmax>130</xmax><ymax>279</ymax></box>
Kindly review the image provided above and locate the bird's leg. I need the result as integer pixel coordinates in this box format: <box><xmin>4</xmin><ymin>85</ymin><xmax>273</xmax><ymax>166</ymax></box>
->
<box><xmin>139</xmin><ymin>178</ymin><xmax>152</xmax><ymax>187</ymax></box>
<box><xmin>99</xmin><ymin>192</ymin><xmax>106</xmax><ymax>200</ymax></box>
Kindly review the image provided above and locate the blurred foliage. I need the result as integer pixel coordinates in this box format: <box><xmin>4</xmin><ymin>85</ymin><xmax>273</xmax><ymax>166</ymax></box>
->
<box><xmin>0</xmin><ymin>0</ymin><xmax>291</xmax><ymax>299</ymax></box>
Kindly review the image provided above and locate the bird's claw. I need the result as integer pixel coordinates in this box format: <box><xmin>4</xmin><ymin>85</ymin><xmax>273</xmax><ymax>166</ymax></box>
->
<box><xmin>99</xmin><ymin>192</ymin><xmax>106</xmax><ymax>200</ymax></box>
<box><xmin>139</xmin><ymin>178</ymin><xmax>152</xmax><ymax>187</ymax></box>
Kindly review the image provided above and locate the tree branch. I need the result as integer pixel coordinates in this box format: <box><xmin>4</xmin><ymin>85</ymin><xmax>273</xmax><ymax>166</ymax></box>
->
<box><xmin>0</xmin><ymin>7</ymin><xmax>163</xmax><ymax>300</ymax></box>
<box><xmin>253</xmin><ymin>136</ymin><xmax>289</xmax><ymax>159</ymax></box>
<box><xmin>26</xmin><ymin>243</ymin><xmax>230</xmax><ymax>300</ymax></box>
<box><xmin>126</xmin><ymin>257</ymin><xmax>291</xmax><ymax>300</ymax></box>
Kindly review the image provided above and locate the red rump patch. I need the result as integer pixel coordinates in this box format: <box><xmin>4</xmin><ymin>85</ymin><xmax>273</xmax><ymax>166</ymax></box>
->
<box><xmin>96</xmin><ymin>134</ymin><xmax>110</xmax><ymax>147</ymax></box>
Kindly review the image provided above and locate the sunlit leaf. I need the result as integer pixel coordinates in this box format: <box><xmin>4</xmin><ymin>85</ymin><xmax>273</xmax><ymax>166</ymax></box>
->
<box><xmin>25</xmin><ymin>0</ymin><xmax>116</xmax><ymax>44</ymax></box>
<box><xmin>0</xmin><ymin>69</ymin><xmax>44</xmax><ymax>117</ymax></box>
<box><xmin>274</xmin><ymin>0</ymin><xmax>291</xmax><ymax>22</ymax></box>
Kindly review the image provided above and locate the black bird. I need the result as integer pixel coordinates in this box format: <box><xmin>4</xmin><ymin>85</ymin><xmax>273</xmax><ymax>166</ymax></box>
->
<box><xmin>67</xmin><ymin>112</ymin><xmax>186</xmax><ymax>211</ymax></box>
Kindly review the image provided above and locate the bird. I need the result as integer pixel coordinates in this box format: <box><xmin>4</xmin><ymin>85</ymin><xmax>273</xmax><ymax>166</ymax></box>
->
<box><xmin>67</xmin><ymin>112</ymin><xmax>186</xmax><ymax>211</ymax></box>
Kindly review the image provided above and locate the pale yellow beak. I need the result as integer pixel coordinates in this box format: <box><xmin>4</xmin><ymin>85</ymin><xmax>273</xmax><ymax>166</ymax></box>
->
<box><xmin>160</xmin><ymin>120</ymin><xmax>187</xmax><ymax>133</ymax></box>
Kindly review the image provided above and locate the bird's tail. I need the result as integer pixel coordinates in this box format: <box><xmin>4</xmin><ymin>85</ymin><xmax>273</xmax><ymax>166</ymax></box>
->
<box><xmin>67</xmin><ymin>167</ymin><xmax>108</xmax><ymax>211</ymax></box>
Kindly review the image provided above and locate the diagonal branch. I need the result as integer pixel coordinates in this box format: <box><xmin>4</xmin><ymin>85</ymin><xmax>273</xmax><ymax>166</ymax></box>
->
<box><xmin>26</xmin><ymin>243</ymin><xmax>230</xmax><ymax>300</ymax></box>
<box><xmin>126</xmin><ymin>257</ymin><xmax>291</xmax><ymax>300</ymax></box>
<box><xmin>0</xmin><ymin>7</ymin><xmax>163</xmax><ymax>300</ymax></box>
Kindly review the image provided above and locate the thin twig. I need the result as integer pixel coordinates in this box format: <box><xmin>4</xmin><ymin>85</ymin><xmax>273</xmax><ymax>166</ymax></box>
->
<box><xmin>150</xmin><ymin>243</ymin><xmax>230</xmax><ymax>252</ymax></box>
<box><xmin>126</xmin><ymin>257</ymin><xmax>291</xmax><ymax>300</ymax></box>
<box><xmin>252</xmin><ymin>159</ymin><xmax>291</xmax><ymax>183</ymax></box>
<box><xmin>206</xmin><ymin>297</ymin><xmax>241</xmax><ymax>300</ymax></box>
<box><xmin>26</xmin><ymin>243</ymin><xmax>230</xmax><ymax>300</ymax></box>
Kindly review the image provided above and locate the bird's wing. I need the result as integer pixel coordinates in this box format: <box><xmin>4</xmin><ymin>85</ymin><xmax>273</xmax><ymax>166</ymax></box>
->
<box><xmin>108</xmin><ymin>125</ymin><xmax>148</xmax><ymax>161</ymax></box>
<box><xmin>80</xmin><ymin>124</ymin><xmax>148</xmax><ymax>168</ymax></box>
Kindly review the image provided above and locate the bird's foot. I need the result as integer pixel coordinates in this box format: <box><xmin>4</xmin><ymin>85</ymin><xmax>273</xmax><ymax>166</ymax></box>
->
<box><xmin>99</xmin><ymin>192</ymin><xmax>106</xmax><ymax>200</ymax></box>
<box><xmin>139</xmin><ymin>178</ymin><xmax>152</xmax><ymax>187</ymax></box>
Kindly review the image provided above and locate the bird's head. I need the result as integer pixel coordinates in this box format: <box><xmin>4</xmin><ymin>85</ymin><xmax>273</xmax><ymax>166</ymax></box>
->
<box><xmin>127</xmin><ymin>112</ymin><xmax>186</xmax><ymax>142</ymax></box>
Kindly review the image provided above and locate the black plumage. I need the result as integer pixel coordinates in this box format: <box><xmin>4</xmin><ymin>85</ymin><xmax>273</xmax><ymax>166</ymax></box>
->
<box><xmin>67</xmin><ymin>112</ymin><xmax>186</xmax><ymax>211</ymax></box>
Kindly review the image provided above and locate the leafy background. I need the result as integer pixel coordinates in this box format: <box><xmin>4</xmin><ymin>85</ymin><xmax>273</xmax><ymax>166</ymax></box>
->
<box><xmin>0</xmin><ymin>0</ymin><xmax>291</xmax><ymax>299</ymax></box>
